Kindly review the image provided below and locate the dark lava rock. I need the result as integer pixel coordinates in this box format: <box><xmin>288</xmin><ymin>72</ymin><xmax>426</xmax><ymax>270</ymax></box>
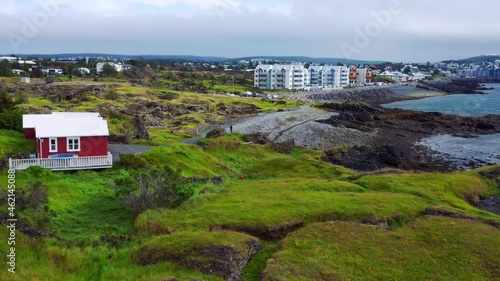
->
<box><xmin>135</xmin><ymin>234</ymin><xmax>260</xmax><ymax>281</ymax></box>
<box><xmin>219</xmin><ymin>220</ymin><xmax>304</xmax><ymax>241</ymax></box>
<box><xmin>303</xmin><ymin>87</ymin><xmax>396</xmax><ymax>105</ymax></box>
<box><xmin>320</xmin><ymin>102</ymin><xmax>383</xmax><ymax>113</ymax></box>
<box><xmin>206</xmin><ymin>128</ymin><xmax>227</xmax><ymax>139</ymax></box>
<box><xmin>124</xmin><ymin>66</ymin><xmax>156</xmax><ymax>80</ymax></box>
<box><xmin>420</xmin><ymin>79</ymin><xmax>481</xmax><ymax>94</ymax></box>
<box><xmin>243</xmin><ymin>133</ymin><xmax>270</xmax><ymax>144</ymax></box>
<box><xmin>478</xmin><ymin>197</ymin><xmax>500</xmax><ymax>215</ymax></box>
<box><xmin>158</xmin><ymin>91</ymin><xmax>180</xmax><ymax>101</ymax></box>
<box><xmin>217</xmin><ymin>102</ymin><xmax>260</xmax><ymax>116</ymax></box>
<box><xmin>322</xmin><ymin>145</ymin><xmax>405</xmax><ymax>172</ymax></box>
<box><xmin>475</xmin><ymin>122</ymin><xmax>495</xmax><ymax>130</ymax></box>
<box><xmin>212</xmin><ymin>176</ymin><xmax>224</xmax><ymax>186</ymax></box>
<box><xmin>271</xmin><ymin>139</ymin><xmax>296</xmax><ymax>154</ymax></box>
<box><xmin>131</xmin><ymin>115</ymin><xmax>152</xmax><ymax>140</ymax></box>
<box><xmin>0</xmin><ymin>152</ymin><xmax>31</xmax><ymax>170</ymax></box>
<box><xmin>424</xmin><ymin>207</ymin><xmax>474</xmax><ymax>220</ymax></box>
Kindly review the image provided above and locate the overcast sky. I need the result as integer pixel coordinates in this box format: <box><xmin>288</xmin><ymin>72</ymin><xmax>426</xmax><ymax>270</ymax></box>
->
<box><xmin>1</xmin><ymin>0</ymin><xmax>499</xmax><ymax>62</ymax></box>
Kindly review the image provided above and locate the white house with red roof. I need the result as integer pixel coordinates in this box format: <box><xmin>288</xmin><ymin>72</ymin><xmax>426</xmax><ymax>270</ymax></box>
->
<box><xmin>9</xmin><ymin>113</ymin><xmax>113</xmax><ymax>171</ymax></box>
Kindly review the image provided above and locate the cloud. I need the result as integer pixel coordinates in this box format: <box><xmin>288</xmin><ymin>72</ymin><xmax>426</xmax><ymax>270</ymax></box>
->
<box><xmin>1</xmin><ymin>0</ymin><xmax>499</xmax><ymax>61</ymax></box>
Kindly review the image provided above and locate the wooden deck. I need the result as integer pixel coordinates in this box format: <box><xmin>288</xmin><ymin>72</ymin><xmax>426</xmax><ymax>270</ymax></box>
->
<box><xmin>9</xmin><ymin>152</ymin><xmax>113</xmax><ymax>171</ymax></box>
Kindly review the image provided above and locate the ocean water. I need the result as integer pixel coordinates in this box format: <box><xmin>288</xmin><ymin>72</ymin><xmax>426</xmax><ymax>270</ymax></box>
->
<box><xmin>382</xmin><ymin>83</ymin><xmax>500</xmax><ymax>117</ymax></box>
<box><xmin>383</xmin><ymin>83</ymin><xmax>500</xmax><ymax>168</ymax></box>
<box><xmin>417</xmin><ymin>134</ymin><xmax>500</xmax><ymax>167</ymax></box>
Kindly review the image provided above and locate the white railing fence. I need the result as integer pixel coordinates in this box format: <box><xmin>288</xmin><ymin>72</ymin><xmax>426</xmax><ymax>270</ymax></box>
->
<box><xmin>9</xmin><ymin>152</ymin><xmax>113</xmax><ymax>171</ymax></box>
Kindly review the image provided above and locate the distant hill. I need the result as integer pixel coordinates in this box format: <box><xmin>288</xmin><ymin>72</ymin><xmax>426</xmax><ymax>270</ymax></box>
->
<box><xmin>7</xmin><ymin>53</ymin><xmax>230</xmax><ymax>62</ymax></box>
<box><xmin>443</xmin><ymin>55</ymin><xmax>500</xmax><ymax>64</ymax></box>
<box><xmin>7</xmin><ymin>53</ymin><xmax>384</xmax><ymax>65</ymax></box>
<box><xmin>231</xmin><ymin>56</ymin><xmax>384</xmax><ymax>65</ymax></box>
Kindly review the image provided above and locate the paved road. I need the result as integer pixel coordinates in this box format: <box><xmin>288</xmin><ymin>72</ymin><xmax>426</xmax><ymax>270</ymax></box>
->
<box><xmin>108</xmin><ymin>144</ymin><xmax>157</xmax><ymax>162</ymax></box>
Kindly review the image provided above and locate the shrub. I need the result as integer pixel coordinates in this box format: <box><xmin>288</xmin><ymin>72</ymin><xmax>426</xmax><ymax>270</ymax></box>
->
<box><xmin>105</xmin><ymin>88</ymin><xmax>120</xmax><ymax>100</ymax></box>
<box><xmin>45</xmin><ymin>76</ymin><xmax>55</xmax><ymax>84</ymax></box>
<box><xmin>118</xmin><ymin>153</ymin><xmax>149</xmax><ymax>170</ymax></box>
<box><xmin>16</xmin><ymin>181</ymin><xmax>56</xmax><ymax>228</ymax></box>
<box><xmin>25</xmin><ymin>166</ymin><xmax>52</xmax><ymax>178</ymax></box>
<box><xmin>0</xmin><ymin>89</ymin><xmax>23</xmax><ymax>131</ymax></box>
<box><xmin>113</xmin><ymin>166</ymin><xmax>194</xmax><ymax>216</ymax></box>
<box><xmin>0</xmin><ymin>110</ymin><xmax>22</xmax><ymax>131</ymax></box>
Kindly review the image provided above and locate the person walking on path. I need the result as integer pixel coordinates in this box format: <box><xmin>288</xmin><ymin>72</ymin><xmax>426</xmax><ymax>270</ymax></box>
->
<box><xmin>230</xmin><ymin>124</ymin><xmax>233</xmax><ymax>133</ymax></box>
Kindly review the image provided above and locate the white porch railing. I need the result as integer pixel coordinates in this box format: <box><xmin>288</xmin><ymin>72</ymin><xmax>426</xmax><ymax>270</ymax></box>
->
<box><xmin>9</xmin><ymin>152</ymin><xmax>113</xmax><ymax>171</ymax></box>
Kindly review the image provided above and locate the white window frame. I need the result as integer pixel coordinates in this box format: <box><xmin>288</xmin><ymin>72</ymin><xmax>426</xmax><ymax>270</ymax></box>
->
<box><xmin>67</xmin><ymin>137</ymin><xmax>81</xmax><ymax>152</ymax></box>
<box><xmin>49</xmin><ymin>138</ymin><xmax>58</xmax><ymax>152</ymax></box>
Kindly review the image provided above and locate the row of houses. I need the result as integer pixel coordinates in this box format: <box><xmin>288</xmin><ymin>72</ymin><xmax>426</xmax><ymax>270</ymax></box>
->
<box><xmin>378</xmin><ymin>71</ymin><xmax>428</xmax><ymax>83</ymax></box>
<box><xmin>254</xmin><ymin>65</ymin><xmax>374</xmax><ymax>90</ymax></box>
<box><xmin>457</xmin><ymin>67</ymin><xmax>500</xmax><ymax>79</ymax></box>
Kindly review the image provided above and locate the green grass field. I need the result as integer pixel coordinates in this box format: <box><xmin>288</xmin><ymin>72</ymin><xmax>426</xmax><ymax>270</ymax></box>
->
<box><xmin>1</xmin><ymin>69</ymin><xmax>499</xmax><ymax>280</ymax></box>
<box><xmin>263</xmin><ymin>217</ymin><xmax>500</xmax><ymax>281</ymax></box>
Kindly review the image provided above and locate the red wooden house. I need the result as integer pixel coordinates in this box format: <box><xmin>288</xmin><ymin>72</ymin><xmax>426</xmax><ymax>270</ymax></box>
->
<box><xmin>10</xmin><ymin>112</ymin><xmax>113</xmax><ymax>171</ymax></box>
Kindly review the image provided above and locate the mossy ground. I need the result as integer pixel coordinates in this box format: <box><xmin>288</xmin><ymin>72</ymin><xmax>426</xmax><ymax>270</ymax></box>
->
<box><xmin>263</xmin><ymin>217</ymin><xmax>500</xmax><ymax>281</ymax></box>
<box><xmin>1</xmin><ymin>133</ymin><xmax>497</xmax><ymax>280</ymax></box>
<box><xmin>0</xmin><ymin>71</ymin><xmax>499</xmax><ymax>280</ymax></box>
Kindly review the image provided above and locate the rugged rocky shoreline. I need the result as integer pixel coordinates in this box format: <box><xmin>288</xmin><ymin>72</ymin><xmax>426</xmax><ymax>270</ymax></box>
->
<box><xmin>317</xmin><ymin>102</ymin><xmax>500</xmax><ymax>172</ymax></box>
<box><xmin>267</xmin><ymin>79</ymin><xmax>499</xmax><ymax>172</ymax></box>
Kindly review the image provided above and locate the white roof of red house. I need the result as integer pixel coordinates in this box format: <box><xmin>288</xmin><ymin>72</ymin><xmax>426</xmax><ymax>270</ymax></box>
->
<box><xmin>23</xmin><ymin>112</ymin><xmax>109</xmax><ymax>138</ymax></box>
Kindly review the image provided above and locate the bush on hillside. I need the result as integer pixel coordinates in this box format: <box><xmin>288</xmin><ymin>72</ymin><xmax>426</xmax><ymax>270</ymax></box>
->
<box><xmin>118</xmin><ymin>153</ymin><xmax>149</xmax><ymax>170</ymax></box>
<box><xmin>105</xmin><ymin>88</ymin><xmax>120</xmax><ymax>100</ymax></box>
<box><xmin>113</xmin><ymin>166</ymin><xmax>194</xmax><ymax>216</ymax></box>
<box><xmin>25</xmin><ymin>166</ymin><xmax>52</xmax><ymax>178</ymax></box>
<box><xmin>0</xmin><ymin>89</ymin><xmax>23</xmax><ymax>131</ymax></box>
<box><xmin>16</xmin><ymin>181</ymin><xmax>56</xmax><ymax>228</ymax></box>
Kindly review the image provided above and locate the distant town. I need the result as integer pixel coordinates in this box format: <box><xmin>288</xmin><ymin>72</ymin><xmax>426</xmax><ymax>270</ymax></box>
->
<box><xmin>1</xmin><ymin>54</ymin><xmax>500</xmax><ymax>91</ymax></box>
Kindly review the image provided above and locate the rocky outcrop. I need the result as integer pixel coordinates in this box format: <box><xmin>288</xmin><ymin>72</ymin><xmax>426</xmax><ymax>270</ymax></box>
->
<box><xmin>124</xmin><ymin>66</ymin><xmax>157</xmax><ymax>80</ymax></box>
<box><xmin>217</xmin><ymin>102</ymin><xmax>260</xmax><ymax>116</ymax></box>
<box><xmin>243</xmin><ymin>133</ymin><xmax>270</xmax><ymax>144</ymax></box>
<box><xmin>206</xmin><ymin>128</ymin><xmax>227</xmax><ymax>138</ymax></box>
<box><xmin>271</xmin><ymin>139</ymin><xmax>296</xmax><ymax>154</ymax></box>
<box><xmin>282</xmin><ymin>87</ymin><xmax>397</xmax><ymax>105</ymax></box>
<box><xmin>420</xmin><ymin>79</ymin><xmax>500</xmax><ymax>94</ymax></box>
<box><xmin>0</xmin><ymin>152</ymin><xmax>31</xmax><ymax>170</ymax></box>
<box><xmin>322</xmin><ymin>145</ymin><xmax>404</xmax><ymax>172</ymax></box>
<box><xmin>218</xmin><ymin>220</ymin><xmax>305</xmax><ymax>241</ymax></box>
<box><xmin>131</xmin><ymin>115</ymin><xmax>152</xmax><ymax>140</ymax></box>
<box><xmin>134</xmin><ymin>233</ymin><xmax>261</xmax><ymax>281</ymax></box>
<box><xmin>478</xmin><ymin>197</ymin><xmax>500</xmax><ymax>215</ymax></box>
<box><xmin>317</xmin><ymin>102</ymin><xmax>500</xmax><ymax>172</ymax></box>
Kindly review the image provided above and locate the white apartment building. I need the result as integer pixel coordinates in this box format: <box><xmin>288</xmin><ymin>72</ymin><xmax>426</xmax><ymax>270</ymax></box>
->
<box><xmin>255</xmin><ymin>65</ymin><xmax>309</xmax><ymax>90</ymax></box>
<box><xmin>309</xmin><ymin>65</ymin><xmax>350</xmax><ymax>88</ymax></box>
<box><xmin>357</xmin><ymin>68</ymin><xmax>368</xmax><ymax>85</ymax></box>
<box><xmin>96</xmin><ymin>62</ymin><xmax>133</xmax><ymax>73</ymax></box>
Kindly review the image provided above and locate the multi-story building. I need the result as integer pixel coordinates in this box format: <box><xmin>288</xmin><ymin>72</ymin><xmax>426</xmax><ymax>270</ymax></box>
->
<box><xmin>308</xmin><ymin>65</ymin><xmax>350</xmax><ymax>88</ymax></box>
<box><xmin>254</xmin><ymin>64</ymin><xmax>309</xmax><ymax>90</ymax></box>
<box><xmin>457</xmin><ymin>67</ymin><xmax>500</xmax><ymax>78</ymax></box>
<box><xmin>255</xmin><ymin>64</ymin><xmax>365</xmax><ymax>90</ymax></box>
